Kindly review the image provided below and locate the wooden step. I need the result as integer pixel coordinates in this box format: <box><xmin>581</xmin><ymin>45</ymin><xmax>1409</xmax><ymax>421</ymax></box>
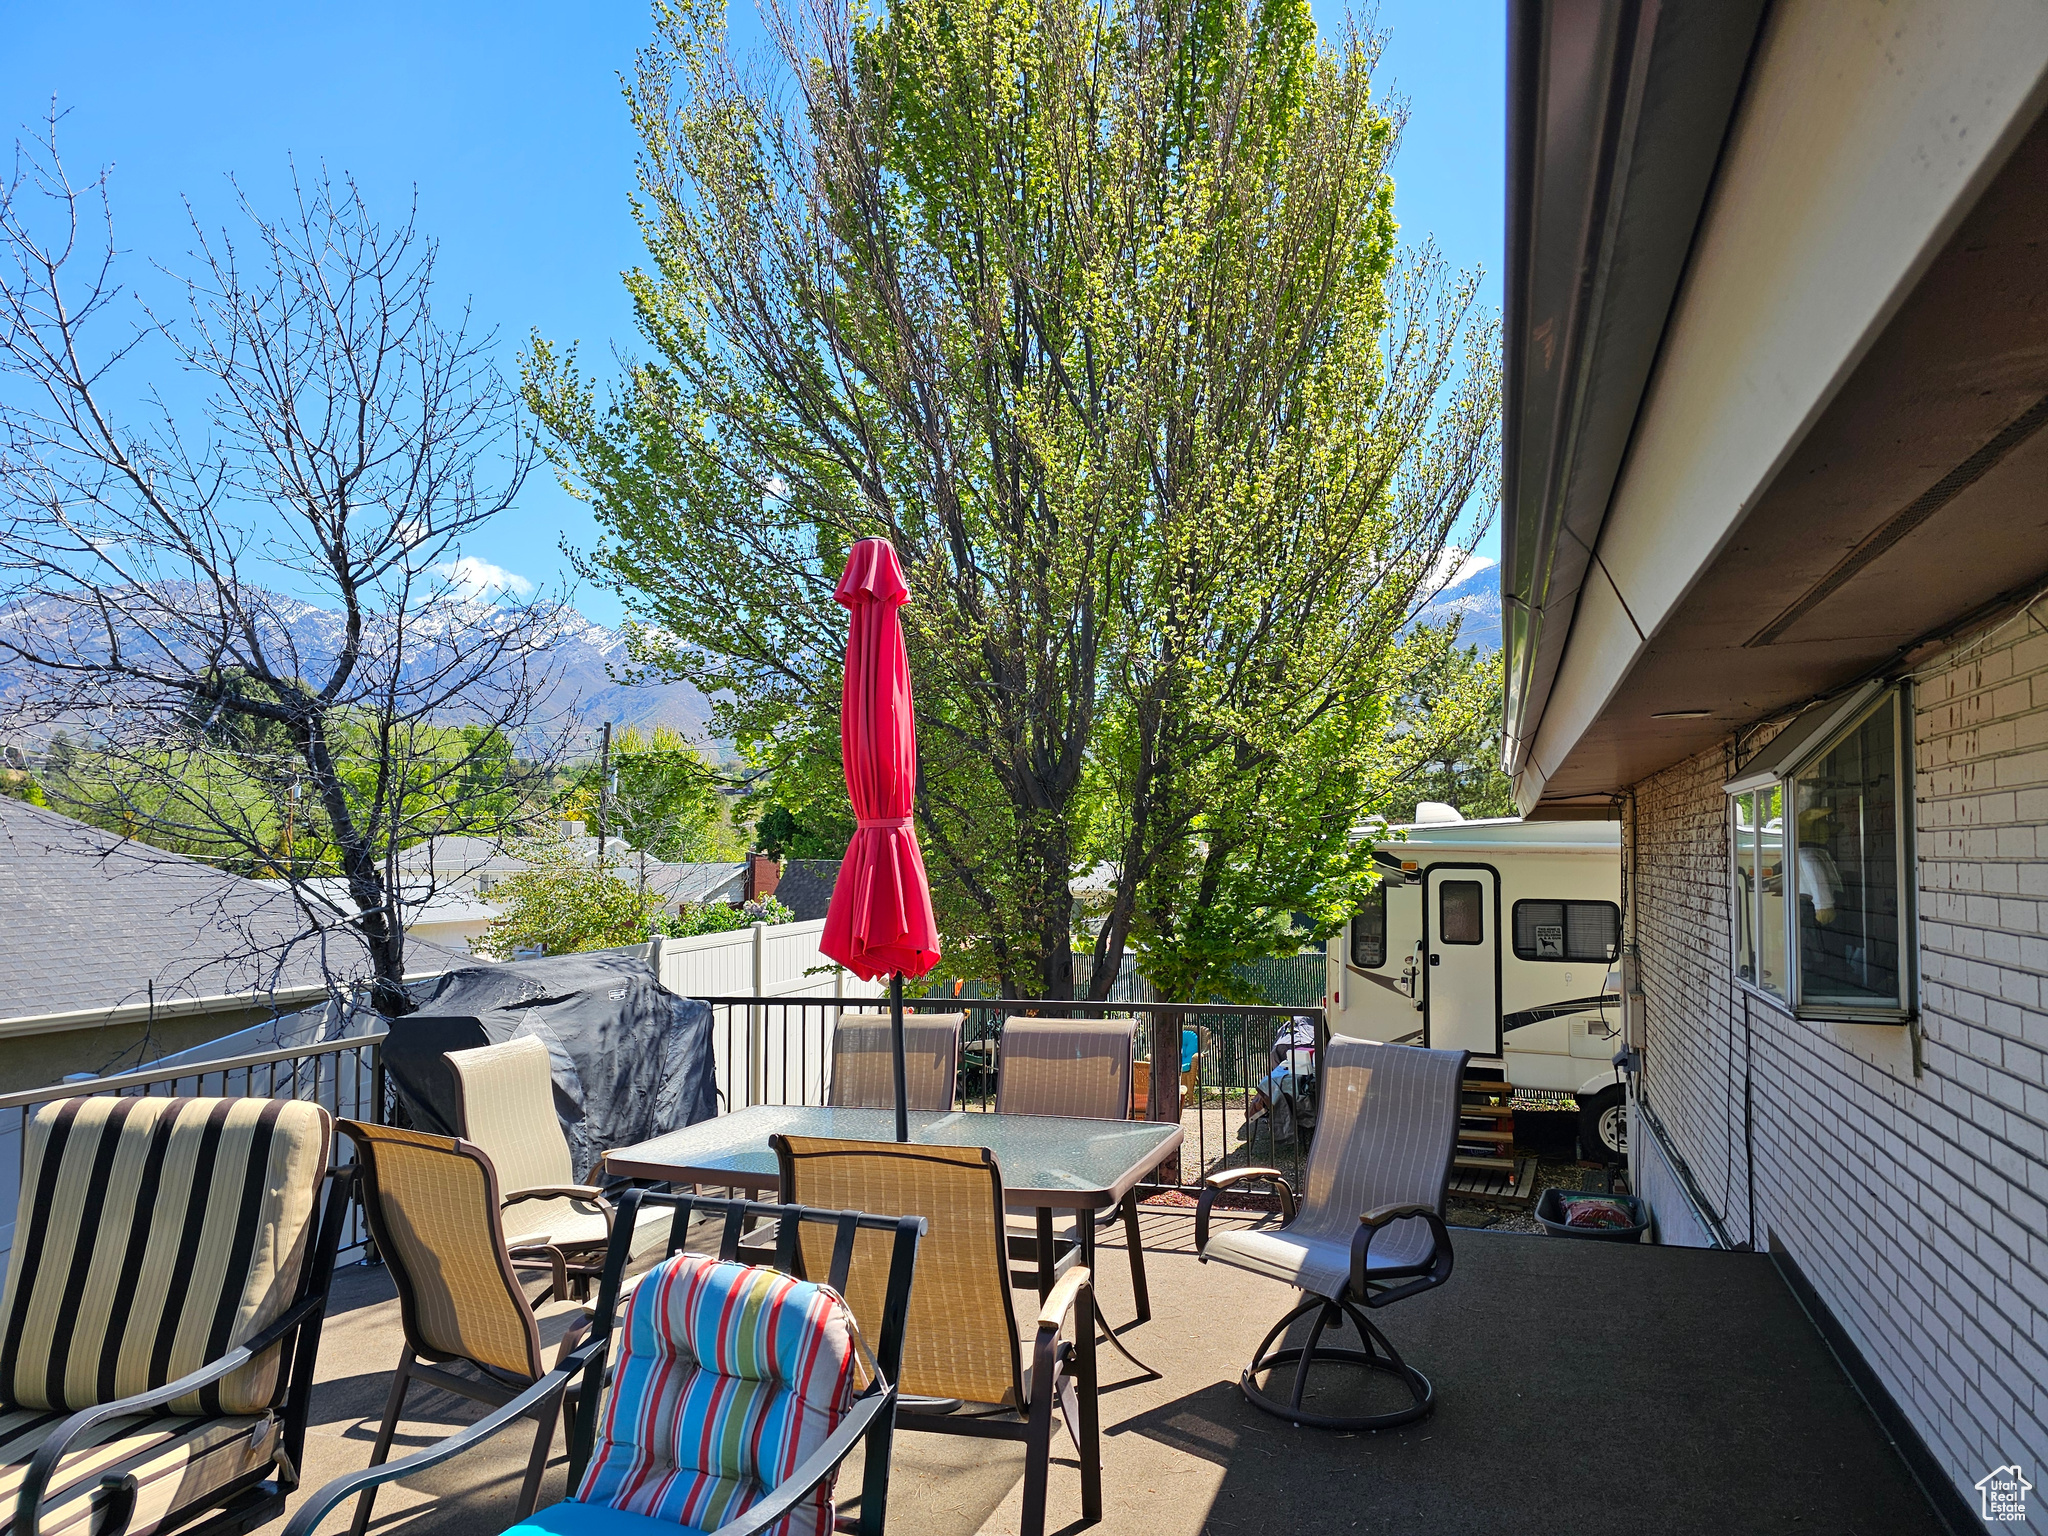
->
<box><xmin>1459</xmin><ymin>1102</ymin><xmax>1514</xmax><ymax>1118</ymax></box>
<box><xmin>1454</xmin><ymin>1125</ymin><xmax>1515</xmax><ymax>1144</ymax></box>
<box><xmin>1452</xmin><ymin>1152</ymin><xmax>1516</xmax><ymax>1172</ymax></box>
<box><xmin>1447</xmin><ymin>1154</ymin><xmax>1540</xmax><ymax>1209</ymax></box>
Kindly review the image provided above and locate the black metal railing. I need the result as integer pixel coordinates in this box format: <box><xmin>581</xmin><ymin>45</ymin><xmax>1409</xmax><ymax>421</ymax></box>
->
<box><xmin>691</xmin><ymin>994</ymin><xmax>1327</xmax><ymax>1196</ymax></box>
<box><xmin>0</xmin><ymin>1035</ymin><xmax>387</xmax><ymax>1268</ymax></box>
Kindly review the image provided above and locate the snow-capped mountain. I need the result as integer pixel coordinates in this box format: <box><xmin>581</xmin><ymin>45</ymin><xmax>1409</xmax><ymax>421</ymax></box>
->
<box><xmin>0</xmin><ymin>589</ymin><xmax>717</xmax><ymax>748</ymax></box>
<box><xmin>1413</xmin><ymin>557</ymin><xmax>1503</xmax><ymax>652</ymax></box>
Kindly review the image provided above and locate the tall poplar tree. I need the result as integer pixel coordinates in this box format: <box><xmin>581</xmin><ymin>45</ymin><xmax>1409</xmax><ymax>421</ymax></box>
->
<box><xmin>526</xmin><ymin>0</ymin><xmax>1498</xmax><ymax>998</ymax></box>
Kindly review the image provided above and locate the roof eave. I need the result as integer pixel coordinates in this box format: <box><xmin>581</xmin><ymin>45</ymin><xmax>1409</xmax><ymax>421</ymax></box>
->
<box><xmin>1501</xmin><ymin>0</ymin><xmax>1768</xmax><ymax>802</ymax></box>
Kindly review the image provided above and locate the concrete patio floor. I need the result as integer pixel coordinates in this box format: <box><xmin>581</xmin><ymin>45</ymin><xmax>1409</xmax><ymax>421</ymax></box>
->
<box><xmin>288</xmin><ymin>1211</ymin><xmax>1949</xmax><ymax>1536</ymax></box>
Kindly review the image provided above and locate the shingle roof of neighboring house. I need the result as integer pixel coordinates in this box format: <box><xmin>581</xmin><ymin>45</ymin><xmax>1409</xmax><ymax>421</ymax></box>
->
<box><xmin>776</xmin><ymin>859</ymin><xmax>840</xmax><ymax>922</ymax></box>
<box><xmin>642</xmin><ymin>861</ymin><xmax>746</xmax><ymax>906</ymax></box>
<box><xmin>0</xmin><ymin>797</ymin><xmax>459</xmax><ymax>1029</ymax></box>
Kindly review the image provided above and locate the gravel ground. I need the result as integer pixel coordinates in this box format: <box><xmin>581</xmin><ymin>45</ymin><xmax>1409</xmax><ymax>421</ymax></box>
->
<box><xmin>1448</xmin><ymin>1157</ymin><xmax>1621</xmax><ymax>1233</ymax></box>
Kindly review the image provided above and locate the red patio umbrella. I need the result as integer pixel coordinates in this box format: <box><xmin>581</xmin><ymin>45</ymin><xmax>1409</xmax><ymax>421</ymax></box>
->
<box><xmin>818</xmin><ymin>537</ymin><xmax>941</xmax><ymax>1139</ymax></box>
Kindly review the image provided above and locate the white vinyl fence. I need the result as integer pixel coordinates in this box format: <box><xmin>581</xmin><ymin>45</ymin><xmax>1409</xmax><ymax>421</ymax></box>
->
<box><xmin>652</xmin><ymin>918</ymin><xmax>884</xmax><ymax>1110</ymax></box>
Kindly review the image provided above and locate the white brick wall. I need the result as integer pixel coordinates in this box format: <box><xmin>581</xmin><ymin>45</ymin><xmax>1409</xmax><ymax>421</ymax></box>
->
<box><xmin>1629</xmin><ymin>618</ymin><xmax>2048</xmax><ymax>1520</ymax></box>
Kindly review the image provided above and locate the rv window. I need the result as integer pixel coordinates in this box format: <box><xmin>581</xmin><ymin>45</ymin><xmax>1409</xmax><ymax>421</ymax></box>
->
<box><xmin>1511</xmin><ymin>901</ymin><xmax>1618</xmax><ymax>962</ymax></box>
<box><xmin>1438</xmin><ymin>881</ymin><xmax>1483</xmax><ymax>945</ymax></box>
<box><xmin>1349</xmin><ymin>885</ymin><xmax>1387</xmax><ymax>969</ymax></box>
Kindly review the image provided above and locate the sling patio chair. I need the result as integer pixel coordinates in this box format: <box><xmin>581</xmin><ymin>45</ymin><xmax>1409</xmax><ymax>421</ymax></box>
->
<box><xmin>827</xmin><ymin>1012</ymin><xmax>965</xmax><ymax>1112</ymax></box>
<box><xmin>1195</xmin><ymin>1038</ymin><xmax>1470</xmax><ymax>1431</ymax></box>
<box><xmin>1</xmin><ymin>1095</ymin><xmax>350</xmax><ymax>1536</ymax></box>
<box><xmin>338</xmin><ymin>1120</ymin><xmax>605</xmax><ymax>1535</ymax></box>
<box><xmin>281</xmin><ymin>1190</ymin><xmax>922</xmax><ymax>1536</ymax></box>
<box><xmin>995</xmin><ymin>1017</ymin><xmax>1152</xmax><ymax>1324</ymax></box>
<box><xmin>773</xmin><ymin>1134</ymin><xmax>1101</xmax><ymax>1536</ymax></box>
<box><xmin>445</xmin><ymin>1035</ymin><xmax>669</xmax><ymax>1300</ymax></box>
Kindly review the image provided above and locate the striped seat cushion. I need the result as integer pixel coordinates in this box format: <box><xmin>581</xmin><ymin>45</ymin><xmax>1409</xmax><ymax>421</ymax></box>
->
<box><xmin>0</xmin><ymin>1404</ymin><xmax>279</xmax><ymax>1536</ymax></box>
<box><xmin>577</xmin><ymin>1255</ymin><xmax>859</xmax><ymax>1536</ymax></box>
<box><xmin>0</xmin><ymin>1097</ymin><xmax>331</xmax><ymax>1416</ymax></box>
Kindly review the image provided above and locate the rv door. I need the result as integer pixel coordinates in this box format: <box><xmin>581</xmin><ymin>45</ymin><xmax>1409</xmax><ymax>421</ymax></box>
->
<box><xmin>1424</xmin><ymin>866</ymin><xmax>1501</xmax><ymax>1058</ymax></box>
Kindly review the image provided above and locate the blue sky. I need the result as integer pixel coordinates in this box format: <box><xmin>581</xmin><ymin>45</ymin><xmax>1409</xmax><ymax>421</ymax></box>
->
<box><xmin>0</xmin><ymin>0</ymin><xmax>1503</xmax><ymax>626</ymax></box>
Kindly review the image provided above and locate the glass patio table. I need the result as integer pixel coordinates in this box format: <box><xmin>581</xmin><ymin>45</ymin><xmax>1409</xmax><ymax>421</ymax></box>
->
<box><xmin>603</xmin><ymin>1104</ymin><xmax>1183</xmax><ymax>1347</ymax></box>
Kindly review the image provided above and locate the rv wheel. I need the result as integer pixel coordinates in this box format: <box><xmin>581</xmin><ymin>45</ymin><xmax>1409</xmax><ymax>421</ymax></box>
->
<box><xmin>1578</xmin><ymin>1086</ymin><xmax>1627</xmax><ymax>1165</ymax></box>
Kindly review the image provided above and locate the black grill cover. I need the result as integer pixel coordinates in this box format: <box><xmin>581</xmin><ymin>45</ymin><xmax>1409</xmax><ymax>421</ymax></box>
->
<box><xmin>388</xmin><ymin>952</ymin><xmax>718</xmax><ymax>1179</ymax></box>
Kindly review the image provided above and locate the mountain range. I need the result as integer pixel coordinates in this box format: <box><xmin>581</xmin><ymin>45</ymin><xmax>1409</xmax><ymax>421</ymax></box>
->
<box><xmin>1414</xmin><ymin>557</ymin><xmax>1503</xmax><ymax>652</ymax></box>
<box><xmin>0</xmin><ymin>590</ymin><xmax>718</xmax><ymax>752</ymax></box>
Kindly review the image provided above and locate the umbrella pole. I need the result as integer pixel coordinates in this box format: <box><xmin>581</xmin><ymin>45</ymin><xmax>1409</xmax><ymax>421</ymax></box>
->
<box><xmin>890</xmin><ymin>972</ymin><xmax>910</xmax><ymax>1142</ymax></box>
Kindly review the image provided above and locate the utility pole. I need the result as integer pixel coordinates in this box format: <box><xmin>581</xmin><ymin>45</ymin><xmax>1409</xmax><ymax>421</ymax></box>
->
<box><xmin>596</xmin><ymin>721</ymin><xmax>612</xmax><ymax>869</ymax></box>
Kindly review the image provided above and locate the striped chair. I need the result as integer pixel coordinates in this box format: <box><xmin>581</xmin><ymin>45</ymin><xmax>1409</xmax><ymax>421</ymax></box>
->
<box><xmin>1195</xmin><ymin>1039</ymin><xmax>1470</xmax><ymax>1430</ymax></box>
<box><xmin>281</xmin><ymin>1191</ymin><xmax>922</xmax><ymax>1536</ymax></box>
<box><xmin>994</xmin><ymin>1018</ymin><xmax>1152</xmax><ymax>1324</ymax></box>
<box><xmin>827</xmin><ymin>1013</ymin><xmax>964</xmax><ymax>1112</ymax></box>
<box><xmin>1</xmin><ymin>1095</ymin><xmax>349</xmax><ymax>1536</ymax></box>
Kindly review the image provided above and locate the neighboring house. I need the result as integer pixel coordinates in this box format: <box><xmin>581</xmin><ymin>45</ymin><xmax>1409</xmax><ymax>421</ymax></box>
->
<box><xmin>1504</xmin><ymin>2</ymin><xmax>2048</xmax><ymax>1522</ymax></box>
<box><xmin>0</xmin><ymin>798</ymin><xmax>459</xmax><ymax>1091</ymax></box>
<box><xmin>288</xmin><ymin>877</ymin><xmax>505</xmax><ymax>953</ymax></box>
<box><xmin>390</xmin><ymin>827</ymin><xmax>778</xmax><ymax>923</ymax></box>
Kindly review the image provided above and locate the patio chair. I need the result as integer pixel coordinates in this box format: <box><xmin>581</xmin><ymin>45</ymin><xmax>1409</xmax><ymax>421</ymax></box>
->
<box><xmin>338</xmin><ymin>1120</ymin><xmax>600</xmax><ymax>1535</ymax></box>
<box><xmin>773</xmin><ymin>1134</ymin><xmax>1101</xmax><ymax>1536</ymax></box>
<box><xmin>1</xmin><ymin>1095</ymin><xmax>349</xmax><ymax>1536</ymax></box>
<box><xmin>1195</xmin><ymin>1039</ymin><xmax>1469</xmax><ymax>1430</ymax></box>
<box><xmin>996</xmin><ymin>1017</ymin><xmax>1151</xmax><ymax>1323</ymax></box>
<box><xmin>445</xmin><ymin>1035</ymin><xmax>665</xmax><ymax>1299</ymax></box>
<box><xmin>828</xmin><ymin>1011</ymin><xmax>965</xmax><ymax>1112</ymax></box>
<box><xmin>279</xmin><ymin>1190</ymin><xmax>922</xmax><ymax>1536</ymax></box>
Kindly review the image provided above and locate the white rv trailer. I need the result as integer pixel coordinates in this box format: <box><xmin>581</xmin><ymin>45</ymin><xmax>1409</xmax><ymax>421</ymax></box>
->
<box><xmin>1324</xmin><ymin>805</ymin><xmax>1627</xmax><ymax>1161</ymax></box>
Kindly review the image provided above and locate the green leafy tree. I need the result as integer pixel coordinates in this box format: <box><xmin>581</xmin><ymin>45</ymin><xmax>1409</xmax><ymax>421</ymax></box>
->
<box><xmin>476</xmin><ymin>833</ymin><xmax>796</xmax><ymax>957</ymax></box>
<box><xmin>525</xmin><ymin>0</ymin><xmax>1497</xmax><ymax>998</ymax></box>
<box><xmin>1380</xmin><ymin>639</ymin><xmax>1516</xmax><ymax>823</ymax></box>
<box><xmin>560</xmin><ymin>725</ymin><xmax>741</xmax><ymax>861</ymax></box>
<box><xmin>475</xmin><ymin>835</ymin><xmax>666</xmax><ymax>957</ymax></box>
<box><xmin>752</xmin><ymin>801</ymin><xmax>855</xmax><ymax>862</ymax></box>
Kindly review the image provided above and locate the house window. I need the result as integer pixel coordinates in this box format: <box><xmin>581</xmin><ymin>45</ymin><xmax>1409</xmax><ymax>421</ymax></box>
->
<box><xmin>1727</xmin><ymin>686</ymin><xmax>1910</xmax><ymax>1018</ymax></box>
<box><xmin>1438</xmin><ymin>881</ymin><xmax>1483</xmax><ymax>945</ymax></box>
<box><xmin>1349</xmin><ymin>885</ymin><xmax>1387</xmax><ymax>969</ymax></box>
<box><xmin>1511</xmin><ymin>900</ymin><xmax>1619</xmax><ymax>962</ymax></box>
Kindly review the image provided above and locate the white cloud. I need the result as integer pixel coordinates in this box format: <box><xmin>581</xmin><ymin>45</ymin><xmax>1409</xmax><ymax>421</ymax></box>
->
<box><xmin>436</xmin><ymin>556</ymin><xmax>536</xmax><ymax>600</ymax></box>
<box><xmin>1427</xmin><ymin>548</ymin><xmax>1497</xmax><ymax>593</ymax></box>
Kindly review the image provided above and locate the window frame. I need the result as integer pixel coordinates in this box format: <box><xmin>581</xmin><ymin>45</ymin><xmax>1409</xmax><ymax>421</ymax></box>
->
<box><xmin>1349</xmin><ymin>883</ymin><xmax>1388</xmax><ymax>970</ymax></box>
<box><xmin>1437</xmin><ymin>879</ymin><xmax>1485</xmax><ymax>946</ymax></box>
<box><xmin>1725</xmin><ymin>685</ymin><xmax>1915</xmax><ymax>1023</ymax></box>
<box><xmin>1509</xmin><ymin>899</ymin><xmax>1621</xmax><ymax>964</ymax></box>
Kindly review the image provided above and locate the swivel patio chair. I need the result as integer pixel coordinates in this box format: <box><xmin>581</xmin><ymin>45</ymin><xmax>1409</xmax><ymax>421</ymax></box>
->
<box><xmin>1</xmin><ymin>1094</ymin><xmax>349</xmax><ymax>1536</ymax></box>
<box><xmin>280</xmin><ymin>1190</ymin><xmax>922</xmax><ymax>1536</ymax></box>
<box><xmin>1195</xmin><ymin>1039</ymin><xmax>1469</xmax><ymax>1431</ymax></box>
<box><xmin>338</xmin><ymin>1120</ymin><xmax>599</xmax><ymax>1534</ymax></box>
<box><xmin>996</xmin><ymin>1017</ymin><xmax>1152</xmax><ymax>1323</ymax></box>
<box><xmin>827</xmin><ymin>1011</ymin><xmax>965</xmax><ymax>1112</ymax></box>
<box><xmin>445</xmin><ymin>1035</ymin><xmax>667</xmax><ymax>1299</ymax></box>
<box><xmin>773</xmin><ymin>1134</ymin><xmax>1101</xmax><ymax>1536</ymax></box>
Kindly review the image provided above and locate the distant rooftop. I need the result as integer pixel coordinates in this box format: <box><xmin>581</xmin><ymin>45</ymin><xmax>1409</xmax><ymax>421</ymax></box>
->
<box><xmin>0</xmin><ymin>797</ymin><xmax>344</xmax><ymax>1029</ymax></box>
